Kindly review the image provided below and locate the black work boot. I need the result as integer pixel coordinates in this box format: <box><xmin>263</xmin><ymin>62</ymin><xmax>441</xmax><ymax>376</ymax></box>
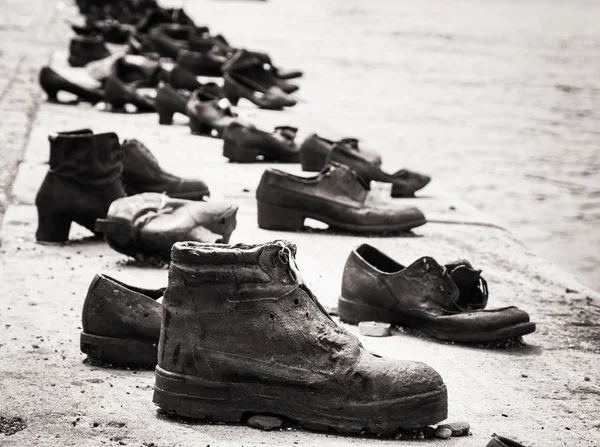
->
<box><xmin>68</xmin><ymin>35</ymin><xmax>111</xmax><ymax>67</ymax></box>
<box><xmin>153</xmin><ymin>240</ymin><xmax>448</xmax><ymax>434</ymax></box>
<box><xmin>121</xmin><ymin>139</ymin><xmax>209</xmax><ymax>199</ymax></box>
<box><xmin>35</xmin><ymin>130</ymin><xmax>126</xmax><ymax>243</ymax></box>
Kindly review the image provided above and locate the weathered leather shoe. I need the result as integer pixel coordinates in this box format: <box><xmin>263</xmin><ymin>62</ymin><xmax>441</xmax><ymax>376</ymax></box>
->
<box><xmin>153</xmin><ymin>240</ymin><xmax>448</xmax><ymax>433</ymax></box>
<box><xmin>95</xmin><ymin>193</ymin><xmax>238</xmax><ymax>261</ymax></box>
<box><xmin>338</xmin><ymin>244</ymin><xmax>536</xmax><ymax>342</ymax></box>
<box><xmin>301</xmin><ymin>135</ymin><xmax>430</xmax><ymax>197</ymax></box>
<box><xmin>35</xmin><ymin>130</ymin><xmax>126</xmax><ymax>242</ymax></box>
<box><xmin>222</xmin><ymin>123</ymin><xmax>299</xmax><ymax>163</ymax></box>
<box><xmin>256</xmin><ymin>163</ymin><xmax>427</xmax><ymax>233</ymax></box>
<box><xmin>39</xmin><ymin>66</ymin><xmax>104</xmax><ymax>104</ymax></box>
<box><xmin>104</xmin><ymin>76</ymin><xmax>156</xmax><ymax>112</ymax></box>
<box><xmin>68</xmin><ymin>35</ymin><xmax>110</xmax><ymax>67</ymax></box>
<box><xmin>158</xmin><ymin>63</ymin><xmax>201</xmax><ymax>91</ymax></box>
<box><xmin>223</xmin><ymin>50</ymin><xmax>296</xmax><ymax>109</ymax></box>
<box><xmin>121</xmin><ymin>139</ymin><xmax>209</xmax><ymax>199</ymax></box>
<box><xmin>80</xmin><ymin>274</ymin><xmax>163</xmax><ymax>368</ymax></box>
<box><xmin>177</xmin><ymin>48</ymin><xmax>227</xmax><ymax>77</ymax></box>
<box><xmin>300</xmin><ymin>134</ymin><xmax>382</xmax><ymax>172</ymax></box>
<box><xmin>185</xmin><ymin>86</ymin><xmax>237</xmax><ymax>136</ymax></box>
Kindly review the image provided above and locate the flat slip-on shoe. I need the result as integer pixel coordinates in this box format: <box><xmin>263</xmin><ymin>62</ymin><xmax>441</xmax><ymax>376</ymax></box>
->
<box><xmin>80</xmin><ymin>273</ymin><xmax>163</xmax><ymax>368</ymax></box>
<box><xmin>95</xmin><ymin>193</ymin><xmax>238</xmax><ymax>261</ymax></box>
<box><xmin>39</xmin><ymin>66</ymin><xmax>104</xmax><ymax>104</ymax></box>
<box><xmin>222</xmin><ymin>123</ymin><xmax>299</xmax><ymax>163</ymax></box>
<box><xmin>256</xmin><ymin>162</ymin><xmax>427</xmax><ymax>234</ymax></box>
<box><xmin>338</xmin><ymin>244</ymin><xmax>536</xmax><ymax>343</ymax></box>
<box><xmin>486</xmin><ymin>435</ymin><xmax>528</xmax><ymax>447</ymax></box>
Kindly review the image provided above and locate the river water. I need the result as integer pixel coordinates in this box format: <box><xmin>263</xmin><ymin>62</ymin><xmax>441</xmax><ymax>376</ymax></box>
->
<box><xmin>193</xmin><ymin>0</ymin><xmax>600</xmax><ymax>290</ymax></box>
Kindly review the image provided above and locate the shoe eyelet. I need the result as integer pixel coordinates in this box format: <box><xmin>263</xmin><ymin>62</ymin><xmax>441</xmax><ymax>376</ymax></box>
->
<box><xmin>293</xmin><ymin>298</ymin><xmax>300</xmax><ymax>306</ymax></box>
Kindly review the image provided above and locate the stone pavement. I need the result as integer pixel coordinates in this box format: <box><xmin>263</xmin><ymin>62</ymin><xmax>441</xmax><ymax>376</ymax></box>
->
<box><xmin>1</xmin><ymin>1</ymin><xmax>600</xmax><ymax>446</ymax></box>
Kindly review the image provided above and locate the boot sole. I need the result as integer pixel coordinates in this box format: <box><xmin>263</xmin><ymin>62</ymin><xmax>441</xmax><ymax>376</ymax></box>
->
<box><xmin>257</xmin><ymin>202</ymin><xmax>426</xmax><ymax>233</ymax></box>
<box><xmin>80</xmin><ymin>332</ymin><xmax>157</xmax><ymax>368</ymax></box>
<box><xmin>338</xmin><ymin>296</ymin><xmax>536</xmax><ymax>343</ymax></box>
<box><xmin>153</xmin><ymin>366</ymin><xmax>447</xmax><ymax>433</ymax></box>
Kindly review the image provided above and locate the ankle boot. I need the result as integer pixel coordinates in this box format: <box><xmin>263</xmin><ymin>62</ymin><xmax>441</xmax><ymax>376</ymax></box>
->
<box><xmin>154</xmin><ymin>240</ymin><xmax>448</xmax><ymax>433</ymax></box>
<box><xmin>80</xmin><ymin>274</ymin><xmax>163</xmax><ymax>367</ymax></box>
<box><xmin>95</xmin><ymin>193</ymin><xmax>238</xmax><ymax>260</ymax></box>
<box><xmin>35</xmin><ymin>130</ymin><xmax>126</xmax><ymax>243</ymax></box>
<box><xmin>68</xmin><ymin>35</ymin><xmax>111</xmax><ymax>67</ymax></box>
<box><xmin>121</xmin><ymin>139</ymin><xmax>209</xmax><ymax>199</ymax></box>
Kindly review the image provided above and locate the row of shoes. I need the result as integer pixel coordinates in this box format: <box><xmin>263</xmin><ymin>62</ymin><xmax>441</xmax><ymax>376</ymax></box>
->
<box><xmin>32</xmin><ymin>0</ymin><xmax>532</xmax><ymax>444</ymax></box>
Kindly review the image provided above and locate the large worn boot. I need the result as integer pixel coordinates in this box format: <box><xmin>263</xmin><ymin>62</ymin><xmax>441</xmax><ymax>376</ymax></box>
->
<box><xmin>80</xmin><ymin>274</ymin><xmax>163</xmax><ymax>368</ymax></box>
<box><xmin>153</xmin><ymin>240</ymin><xmax>448</xmax><ymax>434</ymax></box>
<box><xmin>35</xmin><ymin>130</ymin><xmax>126</xmax><ymax>243</ymax></box>
<box><xmin>121</xmin><ymin>139</ymin><xmax>210</xmax><ymax>199</ymax></box>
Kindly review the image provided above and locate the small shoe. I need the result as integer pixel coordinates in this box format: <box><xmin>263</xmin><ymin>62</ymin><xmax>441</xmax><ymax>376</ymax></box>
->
<box><xmin>80</xmin><ymin>273</ymin><xmax>163</xmax><ymax>368</ymax></box>
<box><xmin>222</xmin><ymin>123</ymin><xmax>299</xmax><ymax>163</ymax></box>
<box><xmin>148</xmin><ymin>25</ymin><xmax>192</xmax><ymax>58</ymax></box>
<box><xmin>338</xmin><ymin>244</ymin><xmax>537</xmax><ymax>343</ymax></box>
<box><xmin>110</xmin><ymin>54</ymin><xmax>162</xmax><ymax>86</ymax></box>
<box><xmin>223</xmin><ymin>50</ymin><xmax>296</xmax><ymax>109</ymax></box>
<box><xmin>185</xmin><ymin>86</ymin><xmax>237</xmax><ymax>136</ymax></box>
<box><xmin>256</xmin><ymin>162</ymin><xmax>426</xmax><ymax>233</ymax></box>
<box><xmin>68</xmin><ymin>35</ymin><xmax>110</xmax><ymax>67</ymax></box>
<box><xmin>486</xmin><ymin>435</ymin><xmax>527</xmax><ymax>447</ymax></box>
<box><xmin>390</xmin><ymin>169</ymin><xmax>431</xmax><ymax>198</ymax></box>
<box><xmin>95</xmin><ymin>193</ymin><xmax>238</xmax><ymax>261</ymax></box>
<box><xmin>300</xmin><ymin>134</ymin><xmax>382</xmax><ymax>172</ymax></box>
<box><xmin>158</xmin><ymin>63</ymin><xmax>202</xmax><ymax>91</ymax></box>
<box><xmin>39</xmin><ymin>66</ymin><xmax>105</xmax><ymax>104</ymax></box>
<box><xmin>121</xmin><ymin>139</ymin><xmax>210</xmax><ymax>199</ymax></box>
<box><xmin>104</xmin><ymin>76</ymin><xmax>156</xmax><ymax>112</ymax></box>
<box><xmin>177</xmin><ymin>48</ymin><xmax>227</xmax><ymax>77</ymax></box>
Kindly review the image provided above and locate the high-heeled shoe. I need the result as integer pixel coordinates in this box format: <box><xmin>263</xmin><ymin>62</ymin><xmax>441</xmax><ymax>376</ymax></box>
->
<box><xmin>185</xmin><ymin>85</ymin><xmax>236</xmax><ymax>136</ymax></box>
<box><xmin>104</xmin><ymin>76</ymin><xmax>156</xmax><ymax>112</ymax></box>
<box><xmin>155</xmin><ymin>82</ymin><xmax>191</xmax><ymax>125</ymax></box>
<box><xmin>39</xmin><ymin>66</ymin><xmax>105</xmax><ymax>104</ymax></box>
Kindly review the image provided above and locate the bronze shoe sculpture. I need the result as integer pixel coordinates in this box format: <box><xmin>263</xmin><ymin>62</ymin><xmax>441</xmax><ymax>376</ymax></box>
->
<box><xmin>121</xmin><ymin>139</ymin><xmax>210</xmax><ymax>199</ymax></box>
<box><xmin>153</xmin><ymin>240</ymin><xmax>448</xmax><ymax>433</ymax></box>
<box><xmin>80</xmin><ymin>274</ymin><xmax>163</xmax><ymax>368</ymax></box>
<box><xmin>222</xmin><ymin>123</ymin><xmax>299</xmax><ymax>163</ymax></box>
<box><xmin>35</xmin><ymin>130</ymin><xmax>126</xmax><ymax>243</ymax></box>
<box><xmin>338</xmin><ymin>244</ymin><xmax>536</xmax><ymax>342</ymax></box>
<box><xmin>95</xmin><ymin>193</ymin><xmax>238</xmax><ymax>261</ymax></box>
<box><xmin>256</xmin><ymin>163</ymin><xmax>426</xmax><ymax>233</ymax></box>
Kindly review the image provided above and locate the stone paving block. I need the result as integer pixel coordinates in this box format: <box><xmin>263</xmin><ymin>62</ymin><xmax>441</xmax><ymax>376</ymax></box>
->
<box><xmin>10</xmin><ymin>161</ymin><xmax>46</xmax><ymax>205</ymax></box>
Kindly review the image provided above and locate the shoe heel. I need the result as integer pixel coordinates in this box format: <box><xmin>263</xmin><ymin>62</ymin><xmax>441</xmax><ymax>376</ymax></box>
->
<box><xmin>223</xmin><ymin>82</ymin><xmax>240</xmax><ymax>106</ymax></box>
<box><xmin>153</xmin><ymin>367</ymin><xmax>244</xmax><ymax>422</ymax></box>
<box><xmin>157</xmin><ymin>107</ymin><xmax>175</xmax><ymax>125</ymax></box>
<box><xmin>108</xmin><ymin>100</ymin><xmax>127</xmax><ymax>110</ymax></box>
<box><xmin>36</xmin><ymin>212</ymin><xmax>72</xmax><ymax>243</ymax></box>
<box><xmin>338</xmin><ymin>295</ymin><xmax>393</xmax><ymax>325</ymax></box>
<box><xmin>300</xmin><ymin>152</ymin><xmax>328</xmax><ymax>172</ymax></box>
<box><xmin>257</xmin><ymin>202</ymin><xmax>304</xmax><ymax>231</ymax></box>
<box><xmin>189</xmin><ymin>119</ymin><xmax>212</xmax><ymax>135</ymax></box>
<box><xmin>223</xmin><ymin>140</ymin><xmax>259</xmax><ymax>163</ymax></box>
<box><xmin>80</xmin><ymin>332</ymin><xmax>157</xmax><ymax>368</ymax></box>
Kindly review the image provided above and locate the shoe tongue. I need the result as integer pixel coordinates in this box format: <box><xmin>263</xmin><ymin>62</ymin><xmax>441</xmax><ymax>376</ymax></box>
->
<box><xmin>445</xmin><ymin>260</ymin><xmax>489</xmax><ymax>310</ymax></box>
